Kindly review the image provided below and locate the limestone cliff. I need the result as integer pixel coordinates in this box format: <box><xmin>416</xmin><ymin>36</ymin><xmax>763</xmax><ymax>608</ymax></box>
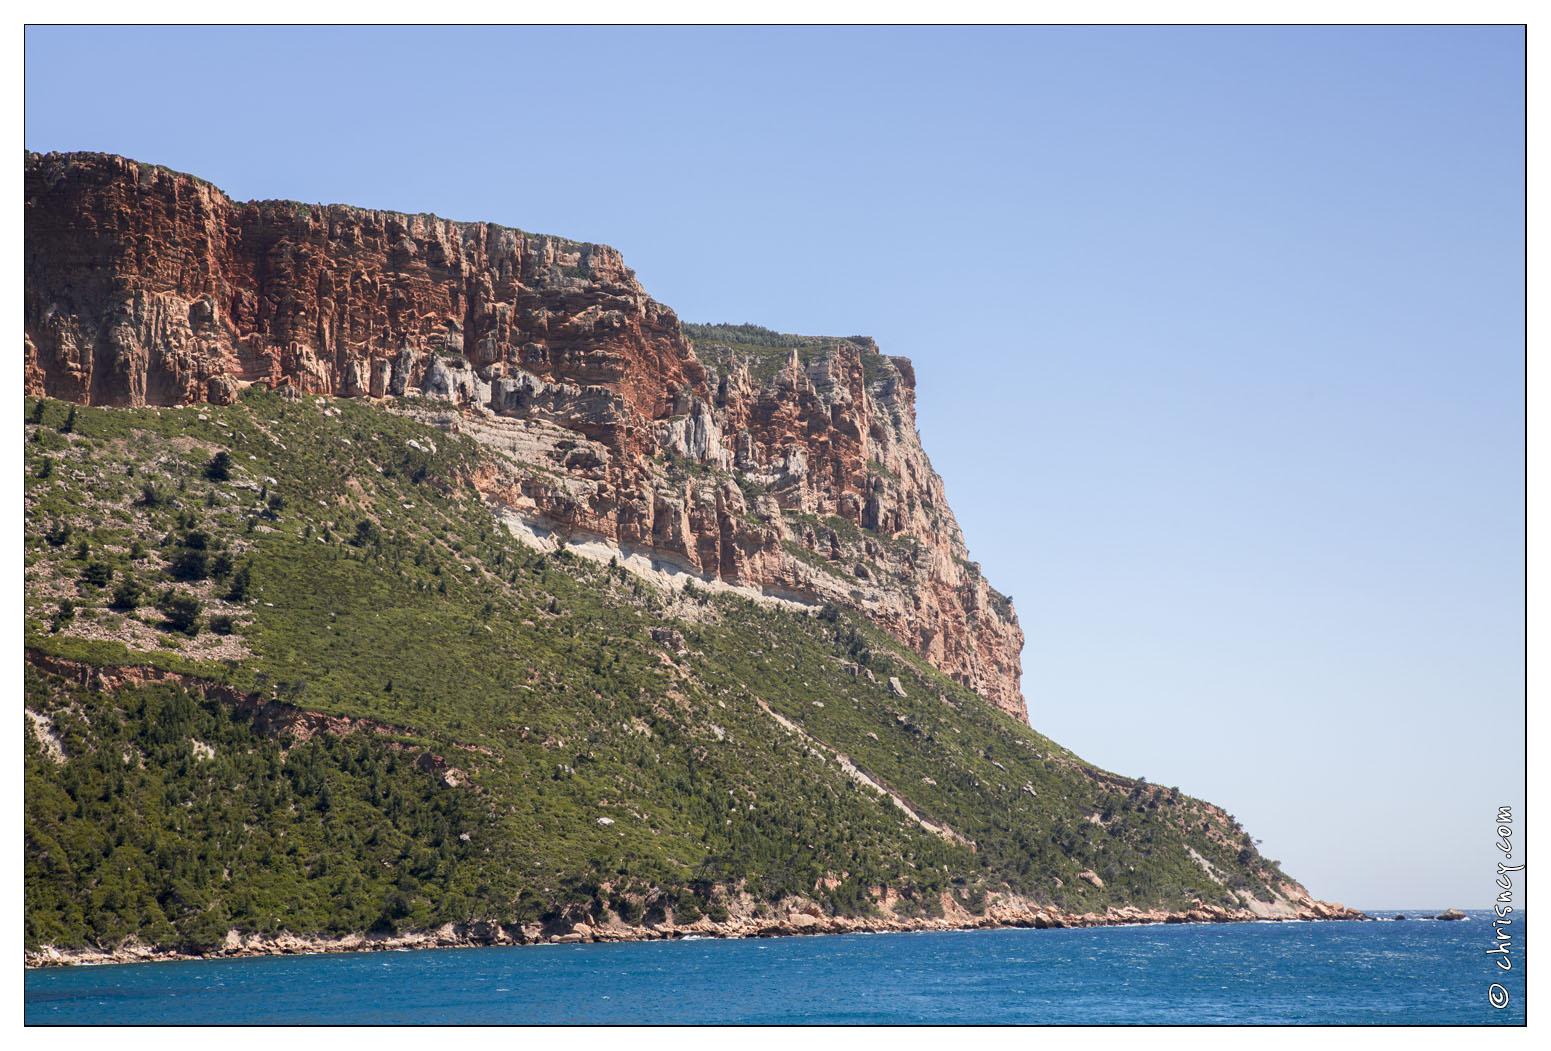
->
<box><xmin>24</xmin><ymin>151</ymin><xmax>1026</xmax><ymax>719</ymax></box>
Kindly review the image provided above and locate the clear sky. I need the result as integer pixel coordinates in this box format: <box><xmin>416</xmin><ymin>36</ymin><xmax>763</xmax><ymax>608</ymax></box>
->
<box><xmin>24</xmin><ymin>25</ymin><xmax>1525</xmax><ymax>910</ymax></box>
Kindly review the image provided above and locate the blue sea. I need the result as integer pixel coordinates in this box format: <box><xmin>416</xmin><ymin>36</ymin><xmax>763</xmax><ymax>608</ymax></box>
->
<box><xmin>24</xmin><ymin>912</ymin><xmax>1525</xmax><ymax>1025</ymax></box>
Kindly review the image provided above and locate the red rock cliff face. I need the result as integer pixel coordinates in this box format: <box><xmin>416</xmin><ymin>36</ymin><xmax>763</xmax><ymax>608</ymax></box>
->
<box><xmin>24</xmin><ymin>151</ymin><xmax>1026</xmax><ymax>721</ymax></box>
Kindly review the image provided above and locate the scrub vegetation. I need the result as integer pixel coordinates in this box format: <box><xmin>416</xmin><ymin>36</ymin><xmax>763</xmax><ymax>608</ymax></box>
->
<box><xmin>23</xmin><ymin>391</ymin><xmax>1287</xmax><ymax>953</ymax></box>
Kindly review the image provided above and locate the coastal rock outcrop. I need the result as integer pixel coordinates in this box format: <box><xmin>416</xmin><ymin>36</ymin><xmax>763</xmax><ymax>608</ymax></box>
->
<box><xmin>25</xmin><ymin>886</ymin><xmax>1366</xmax><ymax>968</ymax></box>
<box><xmin>24</xmin><ymin>151</ymin><xmax>1026</xmax><ymax>719</ymax></box>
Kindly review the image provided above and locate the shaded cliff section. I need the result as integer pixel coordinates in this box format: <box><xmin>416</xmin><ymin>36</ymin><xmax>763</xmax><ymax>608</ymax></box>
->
<box><xmin>23</xmin><ymin>151</ymin><xmax>1026</xmax><ymax>720</ymax></box>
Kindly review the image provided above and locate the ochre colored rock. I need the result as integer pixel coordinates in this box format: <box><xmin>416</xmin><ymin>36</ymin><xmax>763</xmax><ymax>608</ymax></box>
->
<box><xmin>24</xmin><ymin>151</ymin><xmax>1027</xmax><ymax>720</ymax></box>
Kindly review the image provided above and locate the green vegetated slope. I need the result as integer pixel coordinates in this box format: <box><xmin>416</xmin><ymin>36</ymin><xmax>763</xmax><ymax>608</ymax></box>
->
<box><xmin>681</xmin><ymin>321</ymin><xmax>890</xmax><ymax>385</ymax></box>
<box><xmin>23</xmin><ymin>391</ymin><xmax>1289</xmax><ymax>953</ymax></box>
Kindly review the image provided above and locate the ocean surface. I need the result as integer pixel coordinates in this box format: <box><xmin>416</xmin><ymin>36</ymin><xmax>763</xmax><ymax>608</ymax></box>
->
<box><xmin>25</xmin><ymin>911</ymin><xmax>1525</xmax><ymax>1025</ymax></box>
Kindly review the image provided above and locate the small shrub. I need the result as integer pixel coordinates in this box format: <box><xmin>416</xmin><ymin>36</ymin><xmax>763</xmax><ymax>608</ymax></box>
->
<box><xmin>205</xmin><ymin>451</ymin><xmax>233</xmax><ymax>482</ymax></box>
<box><xmin>50</xmin><ymin>599</ymin><xmax>76</xmax><ymax>631</ymax></box>
<box><xmin>225</xmin><ymin>563</ymin><xmax>253</xmax><ymax>601</ymax></box>
<box><xmin>160</xmin><ymin>591</ymin><xmax>202</xmax><ymax>636</ymax></box>
<box><xmin>209</xmin><ymin>614</ymin><xmax>235</xmax><ymax>636</ymax></box>
<box><xmin>168</xmin><ymin>547</ymin><xmax>208</xmax><ymax>582</ymax></box>
<box><xmin>110</xmin><ymin>575</ymin><xmax>143</xmax><ymax>610</ymax></box>
<box><xmin>80</xmin><ymin>561</ymin><xmax>113</xmax><ymax>588</ymax></box>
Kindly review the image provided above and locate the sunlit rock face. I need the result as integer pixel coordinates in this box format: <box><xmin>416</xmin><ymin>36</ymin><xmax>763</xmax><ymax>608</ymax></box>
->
<box><xmin>24</xmin><ymin>150</ymin><xmax>1026</xmax><ymax>721</ymax></box>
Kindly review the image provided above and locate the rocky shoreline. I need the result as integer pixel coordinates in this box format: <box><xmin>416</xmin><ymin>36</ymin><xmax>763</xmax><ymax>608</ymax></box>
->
<box><xmin>26</xmin><ymin>894</ymin><xmax>1366</xmax><ymax>969</ymax></box>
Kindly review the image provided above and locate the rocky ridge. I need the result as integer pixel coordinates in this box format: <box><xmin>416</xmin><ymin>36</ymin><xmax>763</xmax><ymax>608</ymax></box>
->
<box><xmin>25</xmin><ymin>151</ymin><xmax>1025</xmax><ymax>719</ymax></box>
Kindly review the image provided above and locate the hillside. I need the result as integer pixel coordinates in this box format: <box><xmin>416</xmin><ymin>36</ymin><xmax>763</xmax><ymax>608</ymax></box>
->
<box><xmin>24</xmin><ymin>392</ymin><xmax>1356</xmax><ymax>962</ymax></box>
<box><xmin>22</xmin><ymin>153</ymin><xmax>1360</xmax><ymax>964</ymax></box>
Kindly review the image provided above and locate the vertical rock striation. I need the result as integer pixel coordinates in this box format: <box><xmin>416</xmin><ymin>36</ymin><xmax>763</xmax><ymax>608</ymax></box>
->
<box><xmin>24</xmin><ymin>151</ymin><xmax>1026</xmax><ymax>720</ymax></box>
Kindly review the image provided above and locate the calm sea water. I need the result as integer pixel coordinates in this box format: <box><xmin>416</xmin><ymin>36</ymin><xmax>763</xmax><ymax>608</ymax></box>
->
<box><xmin>25</xmin><ymin>911</ymin><xmax>1525</xmax><ymax>1025</ymax></box>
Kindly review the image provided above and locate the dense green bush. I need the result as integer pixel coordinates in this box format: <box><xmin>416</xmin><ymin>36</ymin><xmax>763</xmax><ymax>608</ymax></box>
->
<box><xmin>80</xmin><ymin>561</ymin><xmax>113</xmax><ymax>588</ymax></box>
<box><xmin>50</xmin><ymin>600</ymin><xmax>75</xmax><ymax>631</ymax></box>
<box><xmin>226</xmin><ymin>564</ymin><xmax>252</xmax><ymax>601</ymax></box>
<box><xmin>110</xmin><ymin>575</ymin><xmax>143</xmax><ymax>611</ymax></box>
<box><xmin>168</xmin><ymin>547</ymin><xmax>208</xmax><ymax>581</ymax></box>
<box><xmin>205</xmin><ymin>450</ymin><xmax>233</xmax><ymax>482</ymax></box>
<box><xmin>160</xmin><ymin>592</ymin><xmax>202</xmax><ymax>635</ymax></box>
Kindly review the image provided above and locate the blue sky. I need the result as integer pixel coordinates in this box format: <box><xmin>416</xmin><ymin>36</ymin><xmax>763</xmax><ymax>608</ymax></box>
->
<box><xmin>25</xmin><ymin>26</ymin><xmax>1525</xmax><ymax>909</ymax></box>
